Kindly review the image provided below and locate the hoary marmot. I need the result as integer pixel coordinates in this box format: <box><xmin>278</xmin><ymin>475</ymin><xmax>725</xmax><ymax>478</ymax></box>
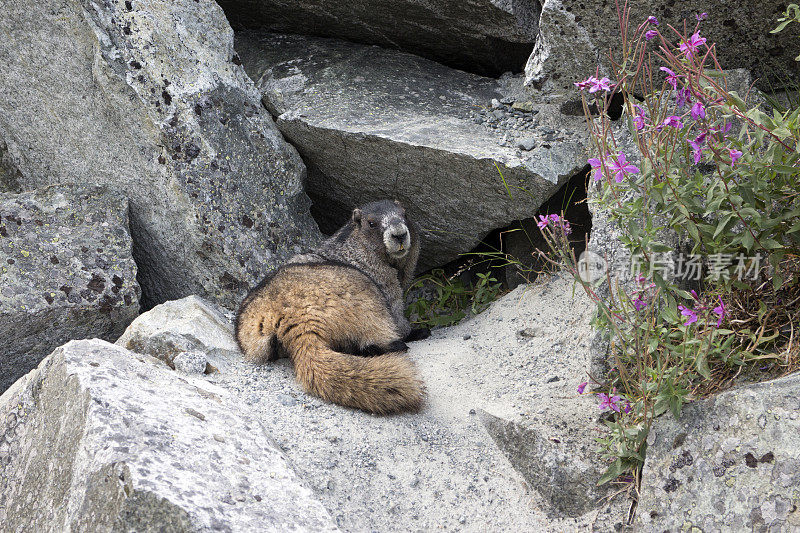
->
<box><xmin>235</xmin><ymin>200</ymin><xmax>429</xmax><ymax>414</ymax></box>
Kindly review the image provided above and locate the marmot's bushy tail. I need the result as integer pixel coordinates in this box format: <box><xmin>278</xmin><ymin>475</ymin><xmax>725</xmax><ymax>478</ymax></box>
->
<box><xmin>287</xmin><ymin>333</ymin><xmax>424</xmax><ymax>415</ymax></box>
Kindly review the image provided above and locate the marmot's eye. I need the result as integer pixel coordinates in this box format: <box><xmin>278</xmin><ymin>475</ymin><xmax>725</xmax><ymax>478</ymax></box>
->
<box><xmin>368</xmin><ymin>221</ymin><xmax>376</xmax><ymax>228</ymax></box>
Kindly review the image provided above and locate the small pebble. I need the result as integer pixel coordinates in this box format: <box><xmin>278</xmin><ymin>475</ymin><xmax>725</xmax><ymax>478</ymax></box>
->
<box><xmin>517</xmin><ymin>138</ymin><xmax>536</xmax><ymax>151</ymax></box>
<box><xmin>173</xmin><ymin>351</ymin><xmax>207</xmax><ymax>374</ymax></box>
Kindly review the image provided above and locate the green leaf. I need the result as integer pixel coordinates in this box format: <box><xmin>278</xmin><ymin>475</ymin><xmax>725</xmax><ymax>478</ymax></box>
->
<box><xmin>771</xmin><ymin>20</ymin><xmax>792</xmax><ymax>33</ymax></box>
<box><xmin>696</xmin><ymin>352</ymin><xmax>711</xmax><ymax>380</ymax></box>
<box><xmin>597</xmin><ymin>459</ymin><xmax>624</xmax><ymax>486</ymax></box>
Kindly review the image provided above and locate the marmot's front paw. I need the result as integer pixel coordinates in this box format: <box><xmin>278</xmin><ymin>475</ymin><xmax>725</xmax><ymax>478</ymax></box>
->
<box><xmin>406</xmin><ymin>328</ymin><xmax>431</xmax><ymax>342</ymax></box>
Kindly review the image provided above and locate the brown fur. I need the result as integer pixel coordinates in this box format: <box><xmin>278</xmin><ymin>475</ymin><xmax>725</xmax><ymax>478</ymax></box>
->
<box><xmin>235</xmin><ymin>262</ymin><xmax>424</xmax><ymax>414</ymax></box>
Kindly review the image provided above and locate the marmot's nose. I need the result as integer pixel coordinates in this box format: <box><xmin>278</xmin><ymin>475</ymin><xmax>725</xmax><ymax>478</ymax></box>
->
<box><xmin>392</xmin><ymin>231</ymin><xmax>407</xmax><ymax>244</ymax></box>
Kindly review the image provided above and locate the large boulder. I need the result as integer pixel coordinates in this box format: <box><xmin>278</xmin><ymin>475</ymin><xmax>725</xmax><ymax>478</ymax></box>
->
<box><xmin>216</xmin><ymin>0</ymin><xmax>539</xmax><ymax>77</ymax></box>
<box><xmin>0</xmin><ymin>185</ymin><xmax>140</xmax><ymax>393</ymax></box>
<box><xmin>117</xmin><ymin>295</ymin><xmax>239</xmax><ymax>372</ymax></box>
<box><xmin>0</xmin><ymin>0</ymin><xmax>320</xmax><ymax>309</ymax></box>
<box><xmin>526</xmin><ymin>0</ymin><xmax>800</xmax><ymax>99</ymax></box>
<box><xmin>635</xmin><ymin>373</ymin><xmax>800</xmax><ymax>531</ymax></box>
<box><xmin>0</xmin><ymin>339</ymin><xmax>338</xmax><ymax>531</ymax></box>
<box><xmin>237</xmin><ymin>32</ymin><xmax>590</xmax><ymax>268</ymax></box>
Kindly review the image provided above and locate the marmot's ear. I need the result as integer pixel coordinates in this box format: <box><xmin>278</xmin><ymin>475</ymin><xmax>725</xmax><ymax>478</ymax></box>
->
<box><xmin>352</xmin><ymin>208</ymin><xmax>362</xmax><ymax>224</ymax></box>
<box><xmin>394</xmin><ymin>199</ymin><xmax>402</xmax><ymax>207</ymax></box>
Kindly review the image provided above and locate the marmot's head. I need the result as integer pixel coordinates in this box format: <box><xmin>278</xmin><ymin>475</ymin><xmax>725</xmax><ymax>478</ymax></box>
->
<box><xmin>352</xmin><ymin>200</ymin><xmax>413</xmax><ymax>261</ymax></box>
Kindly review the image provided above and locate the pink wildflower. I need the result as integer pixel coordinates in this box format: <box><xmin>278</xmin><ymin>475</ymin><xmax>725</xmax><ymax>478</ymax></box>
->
<box><xmin>608</xmin><ymin>151</ymin><xmax>640</xmax><ymax>182</ymax></box>
<box><xmin>647</xmin><ymin>16</ymin><xmax>659</xmax><ymax>25</ymax></box>
<box><xmin>713</xmin><ymin>297</ymin><xmax>726</xmax><ymax>327</ymax></box>
<box><xmin>537</xmin><ymin>214</ymin><xmax>550</xmax><ymax>230</ymax></box>
<box><xmin>633</xmin><ymin>296</ymin><xmax>648</xmax><ymax>311</ymax></box>
<box><xmin>696</xmin><ymin>12</ymin><xmax>708</xmax><ymax>21</ymax></box>
<box><xmin>633</xmin><ymin>105</ymin><xmax>647</xmax><ymax>130</ymax></box>
<box><xmin>598</xmin><ymin>393</ymin><xmax>622</xmax><ymax>412</ymax></box>
<box><xmin>678</xmin><ymin>305</ymin><xmax>698</xmax><ymax>326</ymax></box>
<box><xmin>657</xmin><ymin>115</ymin><xmax>683</xmax><ymax>131</ymax></box>
<box><xmin>660</xmin><ymin>67</ymin><xmax>679</xmax><ymax>89</ymax></box>
<box><xmin>679</xmin><ymin>32</ymin><xmax>707</xmax><ymax>59</ymax></box>
<box><xmin>577</xmin><ymin>382</ymin><xmax>588</xmax><ymax>394</ymax></box>
<box><xmin>729</xmin><ymin>148</ymin><xmax>742</xmax><ymax>164</ymax></box>
<box><xmin>587</xmin><ymin>157</ymin><xmax>605</xmax><ymax>181</ymax></box>
<box><xmin>574</xmin><ymin>78</ymin><xmax>592</xmax><ymax>90</ymax></box>
<box><xmin>645</xmin><ymin>29</ymin><xmax>658</xmax><ymax>40</ymax></box>
<box><xmin>589</xmin><ymin>76</ymin><xmax>613</xmax><ymax>93</ymax></box>
<box><xmin>623</xmin><ymin>402</ymin><xmax>632</xmax><ymax>414</ymax></box>
<box><xmin>661</xmin><ymin>115</ymin><xmax>684</xmax><ymax>129</ymax></box>
<box><xmin>691</xmin><ymin>101</ymin><xmax>706</xmax><ymax>120</ymax></box>
<box><xmin>688</xmin><ymin>133</ymin><xmax>707</xmax><ymax>163</ymax></box>
<box><xmin>676</xmin><ymin>88</ymin><xmax>692</xmax><ymax>109</ymax></box>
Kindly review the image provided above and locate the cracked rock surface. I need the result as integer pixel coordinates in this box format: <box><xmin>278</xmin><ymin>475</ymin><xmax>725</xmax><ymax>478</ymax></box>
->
<box><xmin>0</xmin><ymin>185</ymin><xmax>139</xmax><ymax>393</ymax></box>
<box><xmin>636</xmin><ymin>373</ymin><xmax>800</xmax><ymax>532</ymax></box>
<box><xmin>237</xmin><ymin>32</ymin><xmax>590</xmax><ymax>268</ymax></box>
<box><xmin>0</xmin><ymin>0</ymin><xmax>320</xmax><ymax>309</ymax></box>
<box><xmin>217</xmin><ymin>0</ymin><xmax>540</xmax><ymax>77</ymax></box>
<box><xmin>0</xmin><ymin>339</ymin><xmax>338</xmax><ymax>532</ymax></box>
<box><xmin>526</xmin><ymin>0</ymin><xmax>800</xmax><ymax>99</ymax></box>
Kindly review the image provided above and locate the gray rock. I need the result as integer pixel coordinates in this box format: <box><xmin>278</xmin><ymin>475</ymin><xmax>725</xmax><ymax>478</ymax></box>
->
<box><xmin>200</xmin><ymin>274</ymin><xmax>630</xmax><ymax>530</ymax></box>
<box><xmin>526</xmin><ymin>0</ymin><xmax>800</xmax><ymax>99</ymax></box>
<box><xmin>217</xmin><ymin>0</ymin><xmax>539</xmax><ymax>76</ymax></box>
<box><xmin>0</xmin><ymin>139</ymin><xmax>22</xmax><ymax>193</ymax></box>
<box><xmin>0</xmin><ymin>0</ymin><xmax>320</xmax><ymax>309</ymax></box>
<box><xmin>236</xmin><ymin>32</ymin><xmax>590</xmax><ymax>268</ymax></box>
<box><xmin>117</xmin><ymin>295</ymin><xmax>239</xmax><ymax>372</ymax></box>
<box><xmin>173</xmin><ymin>351</ymin><xmax>209</xmax><ymax>374</ymax></box>
<box><xmin>635</xmin><ymin>373</ymin><xmax>800</xmax><ymax>531</ymax></box>
<box><xmin>0</xmin><ymin>185</ymin><xmax>140</xmax><ymax>393</ymax></box>
<box><xmin>0</xmin><ymin>339</ymin><xmax>338</xmax><ymax>532</ymax></box>
<box><xmin>517</xmin><ymin>138</ymin><xmax>537</xmax><ymax>151</ymax></box>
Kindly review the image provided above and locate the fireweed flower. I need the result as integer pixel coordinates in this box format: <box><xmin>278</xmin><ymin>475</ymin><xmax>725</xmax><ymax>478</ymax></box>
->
<box><xmin>608</xmin><ymin>151</ymin><xmax>640</xmax><ymax>182</ymax></box>
<box><xmin>598</xmin><ymin>393</ymin><xmax>622</xmax><ymax>412</ymax></box>
<box><xmin>633</xmin><ymin>295</ymin><xmax>648</xmax><ymax>311</ymax></box>
<box><xmin>678</xmin><ymin>305</ymin><xmax>699</xmax><ymax>326</ymax></box>
<box><xmin>660</xmin><ymin>67</ymin><xmax>679</xmax><ymax>89</ymax></box>
<box><xmin>537</xmin><ymin>214</ymin><xmax>550</xmax><ymax>229</ymax></box>
<box><xmin>645</xmin><ymin>29</ymin><xmax>658</xmax><ymax>40</ymax></box>
<box><xmin>660</xmin><ymin>115</ymin><xmax>684</xmax><ymax>130</ymax></box>
<box><xmin>548</xmin><ymin>214</ymin><xmax>572</xmax><ymax>235</ymax></box>
<box><xmin>589</xmin><ymin>76</ymin><xmax>613</xmax><ymax>93</ymax></box>
<box><xmin>574</xmin><ymin>77</ymin><xmax>593</xmax><ymax>90</ymax></box>
<box><xmin>633</xmin><ymin>105</ymin><xmax>647</xmax><ymax>130</ymax></box>
<box><xmin>647</xmin><ymin>15</ymin><xmax>659</xmax><ymax>25</ymax></box>
<box><xmin>623</xmin><ymin>402</ymin><xmax>632</xmax><ymax>414</ymax></box>
<box><xmin>691</xmin><ymin>101</ymin><xmax>706</xmax><ymax>120</ymax></box>
<box><xmin>696</xmin><ymin>12</ymin><xmax>708</xmax><ymax>21</ymax></box>
<box><xmin>713</xmin><ymin>297</ymin><xmax>726</xmax><ymax>327</ymax></box>
<box><xmin>729</xmin><ymin>148</ymin><xmax>743</xmax><ymax>164</ymax></box>
<box><xmin>676</xmin><ymin>88</ymin><xmax>692</xmax><ymax>109</ymax></box>
<box><xmin>688</xmin><ymin>133</ymin><xmax>707</xmax><ymax>163</ymax></box>
<box><xmin>588</xmin><ymin>157</ymin><xmax>606</xmax><ymax>181</ymax></box>
<box><xmin>664</xmin><ymin>115</ymin><xmax>684</xmax><ymax>128</ymax></box>
<box><xmin>577</xmin><ymin>382</ymin><xmax>588</xmax><ymax>394</ymax></box>
<box><xmin>679</xmin><ymin>32</ymin><xmax>707</xmax><ymax>59</ymax></box>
